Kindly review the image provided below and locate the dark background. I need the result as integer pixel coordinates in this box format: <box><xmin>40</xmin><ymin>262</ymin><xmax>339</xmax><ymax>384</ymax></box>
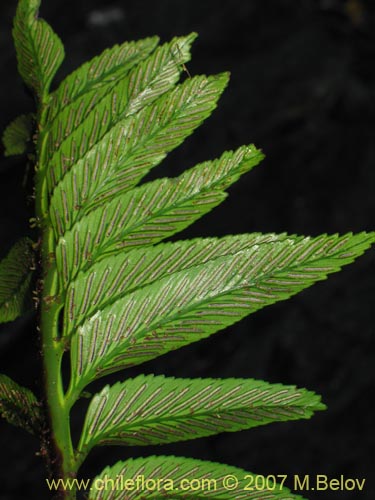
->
<box><xmin>0</xmin><ymin>0</ymin><xmax>374</xmax><ymax>499</ymax></box>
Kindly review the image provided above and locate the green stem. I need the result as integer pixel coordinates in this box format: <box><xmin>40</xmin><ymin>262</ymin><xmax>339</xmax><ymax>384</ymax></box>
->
<box><xmin>36</xmin><ymin>107</ymin><xmax>77</xmax><ymax>498</ymax></box>
<box><xmin>40</xmin><ymin>230</ymin><xmax>77</xmax><ymax>499</ymax></box>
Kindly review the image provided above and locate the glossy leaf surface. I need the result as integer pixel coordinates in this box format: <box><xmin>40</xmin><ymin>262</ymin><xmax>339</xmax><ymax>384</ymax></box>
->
<box><xmin>69</xmin><ymin>232</ymin><xmax>374</xmax><ymax>392</ymax></box>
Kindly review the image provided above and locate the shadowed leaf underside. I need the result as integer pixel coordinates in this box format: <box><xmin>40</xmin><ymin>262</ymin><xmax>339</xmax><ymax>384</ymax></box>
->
<box><xmin>0</xmin><ymin>374</ymin><xmax>42</xmax><ymax>435</ymax></box>
<box><xmin>0</xmin><ymin>238</ymin><xmax>34</xmax><ymax>324</ymax></box>
<box><xmin>2</xmin><ymin>114</ymin><xmax>34</xmax><ymax>157</ymax></box>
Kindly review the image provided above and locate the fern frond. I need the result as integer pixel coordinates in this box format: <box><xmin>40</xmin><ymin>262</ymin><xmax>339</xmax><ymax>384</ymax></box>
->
<box><xmin>0</xmin><ymin>238</ymin><xmax>34</xmax><ymax>324</ymax></box>
<box><xmin>78</xmin><ymin>375</ymin><xmax>325</xmax><ymax>452</ymax></box>
<box><xmin>49</xmin><ymin>73</ymin><xmax>231</xmax><ymax>235</ymax></box>
<box><xmin>55</xmin><ymin>142</ymin><xmax>261</xmax><ymax>285</ymax></box>
<box><xmin>64</xmin><ymin>233</ymin><xmax>286</xmax><ymax>336</ymax></box>
<box><xmin>13</xmin><ymin>0</ymin><xmax>64</xmax><ymax>100</ymax></box>
<box><xmin>0</xmin><ymin>374</ymin><xmax>42</xmax><ymax>435</ymax></box>
<box><xmin>44</xmin><ymin>34</ymin><xmax>197</xmax><ymax>190</ymax></box>
<box><xmin>69</xmin><ymin>232</ymin><xmax>374</xmax><ymax>391</ymax></box>
<box><xmin>7</xmin><ymin>1</ymin><xmax>374</xmax><ymax>489</ymax></box>
<box><xmin>2</xmin><ymin>114</ymin><xmax>34</xmax><ymax>157</ymax></box>
<box><xmin>89</xmin><ymin>455</ymin><xmax>307</xmax><ymax>500</ymax></box>
<box><xmin>45</xmin><ymin>36</ymin><xmax>160</xmax><ymax>125</ymax></box>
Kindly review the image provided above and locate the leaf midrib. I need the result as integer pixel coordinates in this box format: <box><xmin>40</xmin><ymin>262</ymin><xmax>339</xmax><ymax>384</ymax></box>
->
<box><xmin>83</xmin><ymin>78</ymin><xmax>218</xmax><ymax>218</ymax></box>
<box><xmin>67</xmin><ymin>235</ymin><xmax>276</xmax><ymax>335</ymax></box>
<box><xmin>65</xmin><ymin>148</ymin><xmax>260</xmax><ymax>281</ymax></box>
<box><xmin>83</xmin><ymin>402</ymin><xmax>314</xmax><ymax>450</ymax></box>
<box><xmin>95</xmin><ymin>236</ymin><xmax>363</xmax><ymax>374</ymax></box>
<box><xmin>46</xmin><ymin>37</ymin><xmax>159</xmax><ymax>127</ymax></box>
<box><xmin>49</xmin><ymin>42</ymin><xmax>187</xmax><ymax>193</ymax></box>
<box><xmin>18</xmin><ymin>11</ymin><xmax>47</xmax><ymax>99</ymax></box>
<box><xmin>62</xmin><ymin>76</ymin><xmax>217</xmax><ymax>235</ymax></box>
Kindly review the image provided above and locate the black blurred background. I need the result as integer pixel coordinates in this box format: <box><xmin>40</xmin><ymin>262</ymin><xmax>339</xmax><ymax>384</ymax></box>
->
<box><xmin>0</xmin><ymin>0</ymin><xmax>374</xmax><ymax>499</ymax></box>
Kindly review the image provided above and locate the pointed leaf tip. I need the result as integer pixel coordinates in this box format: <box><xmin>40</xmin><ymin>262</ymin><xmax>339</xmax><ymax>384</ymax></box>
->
<box><xmin>55</xmin><ymin>143</ymin><xmax>263</xmax><ymax>286</ymax></box>
<box><xmin>68</xmin><ymin>231</ymin><xmax>374</xmax><ymax>387</ymax></box>
<box><xmin>78</xmin><ymin>374</ymin><xmax>325</xmax><ymax>453</ymax></box>
<box><xmin>13</xmin><ymin>0</ymin><xmax>64</xmax><ymax>99</ymax></box>
<box><xmin>44</xmin><ymin>33</ymin><xmax>198</xmax><ymax>192</ymax></box>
